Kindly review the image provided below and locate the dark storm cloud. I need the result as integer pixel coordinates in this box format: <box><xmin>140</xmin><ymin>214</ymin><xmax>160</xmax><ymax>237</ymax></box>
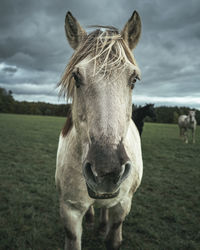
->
<box><xmin>9</xmin><ymin>83</ymin><xmax>57</xmax><ymax>96</ymax></box>
<box><xmin>2</xmin><ymin>65</ymin><xmax>18</xmax><ymax>73</ymax></box>
<box><xmin>0</xmin><ymin>0</ymin><xmax>200</xmax><ymax>107</ymax></box>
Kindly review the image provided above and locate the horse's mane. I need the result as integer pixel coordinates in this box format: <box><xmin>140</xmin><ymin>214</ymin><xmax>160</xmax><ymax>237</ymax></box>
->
<box><xmin>62</xmin><ymin>108</ymin><xmax>72</xmax><ymax>137</ymax></box>
<box><xmin>58</xmin><ymin>27</ymin><xmax>137</xmax><ymax>100</ymax></box>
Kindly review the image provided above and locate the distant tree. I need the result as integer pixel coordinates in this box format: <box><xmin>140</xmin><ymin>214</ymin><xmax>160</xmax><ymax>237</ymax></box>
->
<box><xmin>173</xmin><ymin>111</ymin><xmax>179</xmax><ymax>124</ymax></box>
<box><xmin>195</xmin><ymin>110</ymin><xmax>200</xmax><ymax>125</ymax></box>
<box><xmin>45</xmin><ymin>109</ymin><xmax>52</xmax><ymax>116</ymax></box>
<box><xmin>0</xmin><ymin>87</ymin><xmax>15</xmax><ymax>113</ymax></box>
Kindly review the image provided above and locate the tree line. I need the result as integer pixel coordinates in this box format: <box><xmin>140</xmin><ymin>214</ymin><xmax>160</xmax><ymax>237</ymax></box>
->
<box><xmin>0</xmin><ymin>87</ymin><xmax>199</xmax><ymax>124</ymax></box>
<box><xmin>0</xmin><ymin>87</ymin><xmax>70</xmax><ymax>117</ymax></box>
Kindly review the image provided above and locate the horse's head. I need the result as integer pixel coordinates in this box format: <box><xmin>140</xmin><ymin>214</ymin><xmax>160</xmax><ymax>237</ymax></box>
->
<box><xmin>188</xmin><ymin>110</ymin><xmax>196</xmax><ymax>123</ymax></box>
<box><xmin>60</xmin><ymin>11</ymin><xmax>141</xmax><ymax>199</ymax></box>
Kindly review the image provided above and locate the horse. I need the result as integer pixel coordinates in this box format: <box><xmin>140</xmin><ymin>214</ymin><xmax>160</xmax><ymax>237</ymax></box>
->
<box><xmin>132</xmin><ymin>104</ymin><xmax>156</xmax><ymax>136</ymax></box>
<box><xmin>56</xmin><ymin>11</ymin><xmax>143</xmax><ymax>250</ymax></box>
<box><xmin>178</xmin><ymin>110</ymin><xmax>197</xmax><ymax>143</ymax></box>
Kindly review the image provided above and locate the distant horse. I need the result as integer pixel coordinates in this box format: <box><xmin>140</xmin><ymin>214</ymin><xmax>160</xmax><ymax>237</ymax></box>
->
<box><xmin>56</xmin><ymin>11</ymin><xmax>143</xmax><ymax>250</ymax></box>
<box><xmin>132</xmin><ymin>104</ymin><xmax>156</xmax><ymax>136</ymax></box>
<box><xmin>178</xmin><ymin>110</ymin><xmax>197</xmax><ymax>143</ymax></box>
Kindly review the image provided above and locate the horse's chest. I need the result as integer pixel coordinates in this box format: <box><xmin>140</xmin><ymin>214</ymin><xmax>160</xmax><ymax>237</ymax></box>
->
<box><xmin>185</xmin><ymin>120</ymin><xmax>195</xmax><ymax>129</ymax></box>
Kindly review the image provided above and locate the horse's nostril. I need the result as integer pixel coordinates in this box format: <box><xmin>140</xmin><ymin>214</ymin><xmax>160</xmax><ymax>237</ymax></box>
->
<box><xmin>116</xmin><ymin>161</ymin><xmax>132</xmax><ymax>185</ymax></box>
<box><xmin>124</xmin><ymin>161</ymin><xmax>131</xmax><ymax>176</ymax></box>
<box><xmin>83</xmin><ymin>162</ymin><xmax>97</xmax><ymax>184</ymax></box>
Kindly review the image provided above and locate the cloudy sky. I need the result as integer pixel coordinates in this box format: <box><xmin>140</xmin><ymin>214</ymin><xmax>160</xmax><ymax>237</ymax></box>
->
<box><xmin>0</xmin><ymin>0</ymin><xmax>200</xmax><ymax>108</ymax></box>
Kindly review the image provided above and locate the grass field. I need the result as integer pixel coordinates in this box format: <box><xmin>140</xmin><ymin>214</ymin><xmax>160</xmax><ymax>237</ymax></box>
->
<box><xmin>0</xmin><ymin>113</ymin><xmax>200</xmax><ymax>250</ymax></box>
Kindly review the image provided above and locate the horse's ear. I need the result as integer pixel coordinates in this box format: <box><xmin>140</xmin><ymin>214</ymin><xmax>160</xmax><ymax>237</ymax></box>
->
<box><xmin>121</xmin><ymin>11</ymin><xmax>142</xmax><ymax>50</ymax></box>
<box><xmin>65</xmin><ymin>11</ymin><xmax>87</xmax><ymax>50</ymax></box>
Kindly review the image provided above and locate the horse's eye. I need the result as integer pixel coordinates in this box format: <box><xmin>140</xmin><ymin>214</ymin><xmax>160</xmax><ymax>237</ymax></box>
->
<box><xmin>72</xmin><ymin>70</ymin><xmax>82</xmax><ymax>88</ymax></box>
<box><xmin>129</xmin><ymin>71</ymin><xmax>140</xmax><ymax>90</ymax></box>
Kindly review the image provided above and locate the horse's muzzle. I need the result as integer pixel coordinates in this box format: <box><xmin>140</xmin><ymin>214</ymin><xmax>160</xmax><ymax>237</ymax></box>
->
<box><xmin>86</xmin><ymin>184</ymin><xmax>120</xmax><ymax>199</ymax></box>
<box><xmin>83</xmin><ymin>161</ymin><xmax>132</xmax><ymax>199</ymax></box>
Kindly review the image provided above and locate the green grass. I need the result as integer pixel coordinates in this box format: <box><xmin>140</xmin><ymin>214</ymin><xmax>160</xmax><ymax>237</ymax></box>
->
<box><xmin>0</xmin><ymin>114</ymin><xmax>200</xmax><ymax>250</ymax></box>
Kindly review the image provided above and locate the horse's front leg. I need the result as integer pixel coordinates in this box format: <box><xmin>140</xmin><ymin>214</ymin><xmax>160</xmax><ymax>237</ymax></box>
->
<box><xmin>105</xmin><ymin>200</ymin><xmax>131</xmax><ymax>250</ymax></box>
<box><xmin>192</xmin><ymin>128</ymin><xmax>195</xmax><ymax>143</ymax></box>
<box><xmin>85</xmin><ymin>205</ymin><xmax>95</xmax><ymax>227</ymax></box>
<box><xmin>60</xmin><ymin>202</ymin><xmax>88</xmax><ymax>250</ymax></box>
<box><xmin>183</xmin><ymin>129</ymin><xmax>188</xmax><ymax>143</ymax></box>
<box><xmin>98</xmin><ymin>207</ymin><xmax>109</xmax><ymax>237</ymax></box>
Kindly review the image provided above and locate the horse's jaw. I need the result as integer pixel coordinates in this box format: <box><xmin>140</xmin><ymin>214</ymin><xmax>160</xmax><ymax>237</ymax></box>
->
<box><xmin>86</xmin><ymin>184</ymin><xmax>120</xmax><ymax>199</ymax></box>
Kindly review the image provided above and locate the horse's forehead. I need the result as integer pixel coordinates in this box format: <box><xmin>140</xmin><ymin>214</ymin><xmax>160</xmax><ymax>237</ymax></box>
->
<box><xmin>76</xmin><ymin>56</ymin><xmax>141</xmax><ymax>79</ymax></box>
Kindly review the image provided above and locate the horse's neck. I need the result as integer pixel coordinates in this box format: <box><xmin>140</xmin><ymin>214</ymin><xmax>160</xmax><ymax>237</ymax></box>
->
<box><xmin>137</xmin><ymin>108</ymin><xmax>147</xmax><ymax>120</ymax></box>
<box><xmin>186</xmin><ymin>115</ymin><xmax>192</xmax><ymax>122</ymax></box>
<box><xmin>185</xmin><ymin>115</ymin><xmax>196</xmax><ymax>128</ymax></box>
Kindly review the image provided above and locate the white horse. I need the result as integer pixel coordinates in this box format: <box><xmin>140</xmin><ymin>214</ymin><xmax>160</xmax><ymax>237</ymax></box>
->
<box><xmin>178</xmin><ymin>110</ymin><xmax>197</xmax><ymax>143</ymax></box>
<box><xmin>56</xmin><ymin>11</ymin><xmax>143</xmax><ymax>250</ymax></box>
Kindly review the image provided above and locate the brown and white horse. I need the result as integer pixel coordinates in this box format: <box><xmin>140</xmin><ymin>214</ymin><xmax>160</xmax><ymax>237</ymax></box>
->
<box><xmin>56</xmin><ymin>11</ymin><xmax>143</xmax><ymax>250</ymax></box>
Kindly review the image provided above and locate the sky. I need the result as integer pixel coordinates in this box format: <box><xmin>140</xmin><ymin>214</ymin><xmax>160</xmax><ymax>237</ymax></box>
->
<box><xmin>0</xmin><ymin>0</ymin><xmax>200</xmax><ymax>108</ymax></box>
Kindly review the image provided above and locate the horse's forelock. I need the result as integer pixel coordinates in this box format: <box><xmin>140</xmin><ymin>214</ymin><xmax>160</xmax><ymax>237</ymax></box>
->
<box><xmin>58</xmin><ymin>28</ymin><xmax>137</xmax><ymax>100</ymax></box>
